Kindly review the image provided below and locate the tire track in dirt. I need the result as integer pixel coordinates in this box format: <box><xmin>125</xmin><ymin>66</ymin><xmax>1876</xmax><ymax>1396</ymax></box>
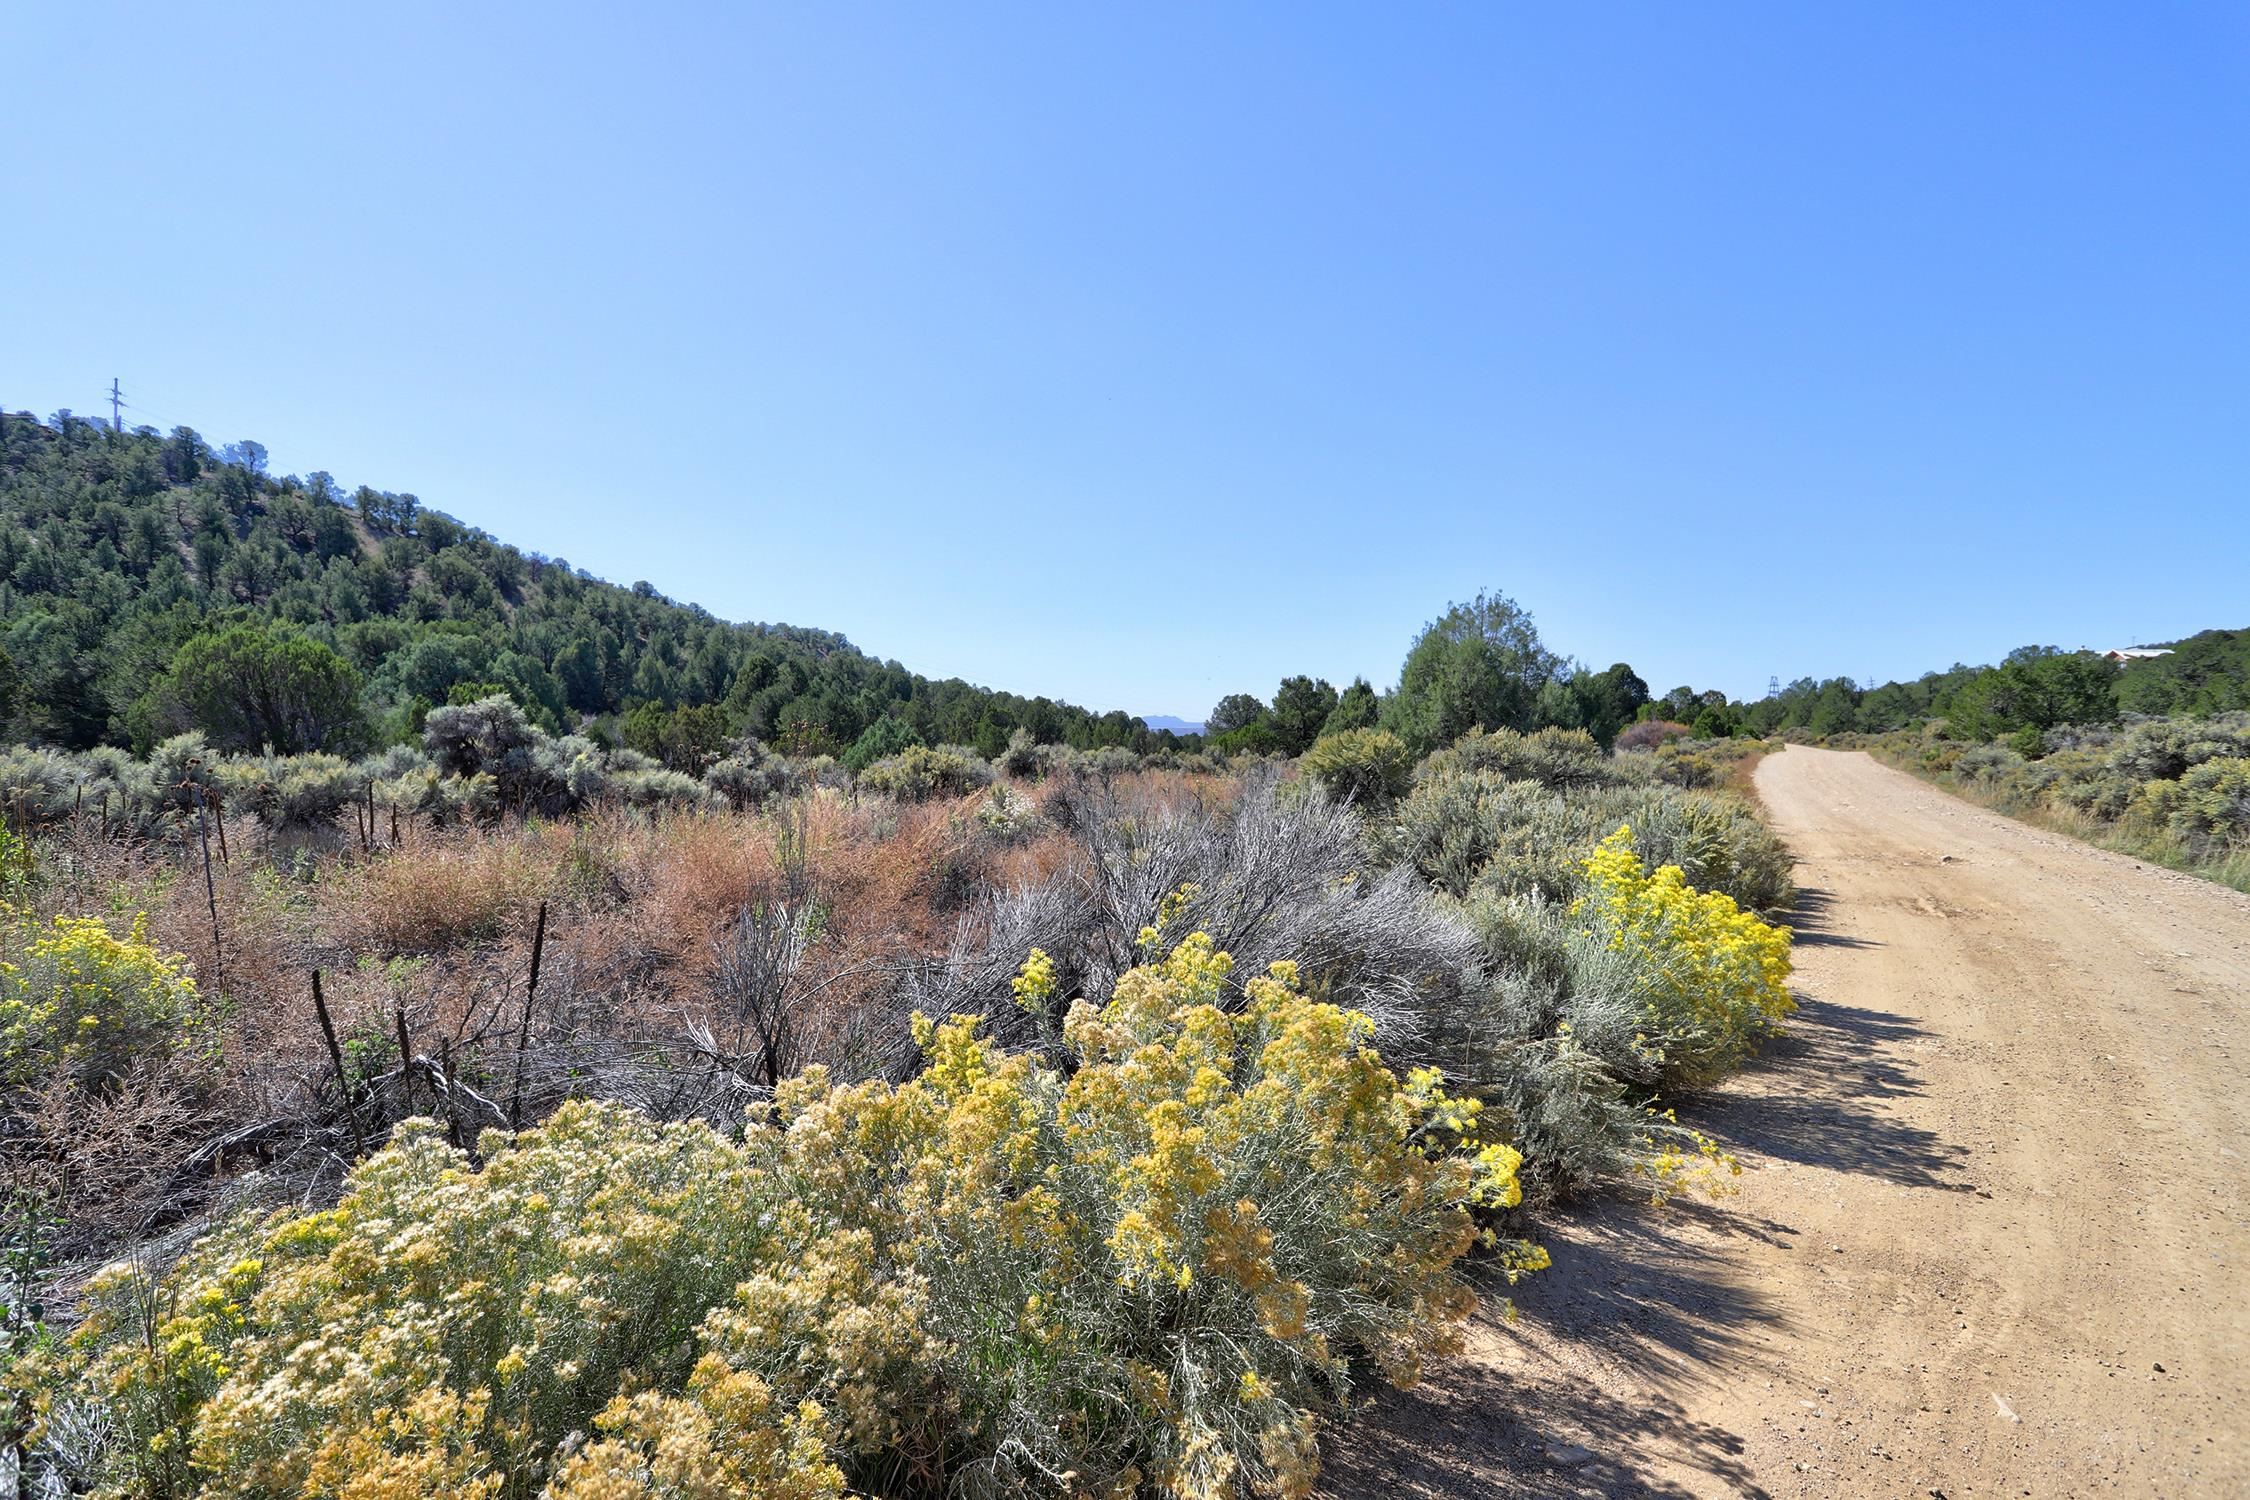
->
<box><xmin>1324</xmin><ymin>746</ymin><xmax>2250</xmax><ymax>1498</ymax></box>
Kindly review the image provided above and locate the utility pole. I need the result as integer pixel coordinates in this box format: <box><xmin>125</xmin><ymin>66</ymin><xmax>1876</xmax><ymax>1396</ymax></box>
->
<box><xmin>109</xmin><ymin>378</ymin><xmax>123</xmax><ymax>433</ymax></box>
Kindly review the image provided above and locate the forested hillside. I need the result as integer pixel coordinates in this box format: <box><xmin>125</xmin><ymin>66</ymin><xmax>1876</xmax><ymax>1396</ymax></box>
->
<box><xmin>0</xmin><ymin>411</ymin><xmax>1160</xmax><ymax>762</ymax></box>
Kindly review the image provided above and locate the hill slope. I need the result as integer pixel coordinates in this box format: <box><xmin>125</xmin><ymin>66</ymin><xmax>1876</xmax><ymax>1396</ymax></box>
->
<box><xmin>0</xmin><ymin>411</ymin><xmax>1160</xmax><ymax>758</ymax></box>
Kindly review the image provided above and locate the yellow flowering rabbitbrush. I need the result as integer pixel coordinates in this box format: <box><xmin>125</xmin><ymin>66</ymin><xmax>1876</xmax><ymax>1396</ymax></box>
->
<box><xmin>51</xmin><ymin>1105</ymin><xmax>841</xmax><ymax>1500</ymax></box>
<box><xmin>35</xmin><ymin>924</ymin><xmax>1536</xmax><ymax>1500</ymax></box>
<box><xmin>1576</xmin><ymin>825</ymin><xmax>1794</xmax><ymax>1085</ymax></box>
<box><xmin>753</xmin><ymin>924</ymin><xmax>1546</xmax><ymax>1497</ymax></box>
<box><xmin>0</xmin><ymin>910</ymin><xmax>203</xmax><ymax>1091</ymax></box>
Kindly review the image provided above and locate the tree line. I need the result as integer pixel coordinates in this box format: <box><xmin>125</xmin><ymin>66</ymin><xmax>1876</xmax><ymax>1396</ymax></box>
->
<box><xmin>1637</xmin><ymin>632</ymin><xmax>2248</xmax><ymax>750</ymax></box>
<box><xmin>1199</xmin><ymin>591</ymin><xmax>1656</xmax><ymax>760</ymax></box>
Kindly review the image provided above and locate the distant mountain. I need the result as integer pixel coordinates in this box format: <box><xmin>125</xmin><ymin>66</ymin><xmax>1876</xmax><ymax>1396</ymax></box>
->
<box><xmin>1140</xmin><ymin>715</ymin><xmax>1205</xmax><ymax>736</ymax></box>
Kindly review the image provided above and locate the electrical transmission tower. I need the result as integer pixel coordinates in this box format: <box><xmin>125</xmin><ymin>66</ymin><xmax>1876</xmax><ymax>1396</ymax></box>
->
<box><xmin>110</xmin><ymin>378</ymin><xmax>124</xmax><ymax>433</ymax></box>
<box><xmin>1766</xmin><ymin>675</ymin><xmax>1780</xmax><ymax>699</ymax></box>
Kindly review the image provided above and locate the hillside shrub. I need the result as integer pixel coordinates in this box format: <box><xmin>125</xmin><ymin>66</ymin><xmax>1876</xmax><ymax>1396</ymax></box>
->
<box><xmin>33</xmin><ymin>934</ymin><xmax>1536</xmax><ymax>1500</ymax></box>
<box><xmin>857</xmin><ymin>745</ymin><xmax>995</xmax><ymax>803</ymax></box>
<box><xmin>1299</xmin><ymin>728</ymin><xmax>1413</xmax><ymax>808</ymax></box>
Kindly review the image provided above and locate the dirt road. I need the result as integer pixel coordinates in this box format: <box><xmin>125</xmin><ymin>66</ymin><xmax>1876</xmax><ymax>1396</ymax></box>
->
<box><xmin>1326</xmin><ymin>745</ymin><xmax>2250</xmax><ymax>1498</ymax></box>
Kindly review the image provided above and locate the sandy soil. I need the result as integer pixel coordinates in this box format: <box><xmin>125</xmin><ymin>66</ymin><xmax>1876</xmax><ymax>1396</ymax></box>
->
<box><xmin>1324</xmin><ymin>745</ymin><xmax>2250</xmax><ymax>1498</ymax></box>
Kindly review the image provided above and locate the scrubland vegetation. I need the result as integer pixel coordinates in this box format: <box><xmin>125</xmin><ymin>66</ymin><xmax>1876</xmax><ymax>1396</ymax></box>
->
<box><xmin>0</xmin><ymin>409</ymin><xmax>1811</xmax><ymax>1495</ymax></box>
<box><xmin>1</xmin><ymin>727</ymin><xmax>1795</xmax><ymax>1496</ymax></box>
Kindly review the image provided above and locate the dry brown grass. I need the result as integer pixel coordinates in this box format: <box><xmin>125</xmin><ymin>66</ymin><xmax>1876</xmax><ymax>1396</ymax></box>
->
<box><xmin>327</xmin><ymin>825</ymin><xmax>559</xmax><ymax>956</ymax></box>
<box><xmin>10</xmin><ymin>774</ymin><xmax>1274</xmax><ymax>1275</ymax></box>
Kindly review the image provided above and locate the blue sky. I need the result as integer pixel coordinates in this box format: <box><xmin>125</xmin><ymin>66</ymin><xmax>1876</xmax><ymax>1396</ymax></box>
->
<box><xmin>5</xmin><ymin>5</ymin><xmax>2245</xmax><ymax>720</ymax></box>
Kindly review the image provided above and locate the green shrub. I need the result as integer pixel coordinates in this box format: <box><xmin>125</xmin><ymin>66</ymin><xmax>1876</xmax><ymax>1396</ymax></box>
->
<box><xmin>841</xmin><ymin>715</ymin><xmax>924</xmax><ymax>773</ymax></box>
<box><xmin>1384</xmin><ymin>773</ymin><xmax>1792</xmax><ymax>912</ymax></box>
<box><xmin>1300</xmin><ymin>728</ymin><xmax>1414</xmax><ymax>808</ymax></box>
<box><xmin>141</xmin><ymin>621</ymin><xmax>370</xmax><ymax>755</ymax></box>
<box><xmin>1417</xmin><ymin>726</ymin><xmax>1619</xmax><ymax>791</ymax></box>
<box><xmin>857</xmin><ymin>744</ymin><xmax>995</xmax><ymax>802</ymax></box>
<box><xmin>2167</xmin><ymin>757</ymin><xmax>2250</xmax><ymax>851</ymax></box>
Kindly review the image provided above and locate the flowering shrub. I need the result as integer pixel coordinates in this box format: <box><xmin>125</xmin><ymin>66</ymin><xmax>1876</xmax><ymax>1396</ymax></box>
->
<box><xmin>33</xmin><ymin>930</ymin><xmax>1532</xmax><ymax>1499</ymax></box>
<box><xmin>46</xmin><ymin>1103</ymin><xmax>841</xmax><ymax>1500</ymax></box>
<box><xmin>1575</xmin><ymin>826</ymin><xmax>1793</xmax><ymax>1086</ymax></box>
<box><xmin>0</xmin><ymin>911</ymin><xmax>204</xmax><ymax>1092</ymax></box>
<box><xmin>824</xmin><ymin>932</ymin><xmax>1538</xmax><ymax>1493</ymax></box>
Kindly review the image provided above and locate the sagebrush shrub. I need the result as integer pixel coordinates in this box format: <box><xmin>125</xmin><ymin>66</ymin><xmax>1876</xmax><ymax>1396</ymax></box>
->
<box><xmin>1651</xmin><ymin>744</ymin><xmax>1722</xmax><ymax>789</ymax></box>
<box><xmin>224</xmin><ymin>752</ymin><xmax>366</xmax><ymax>831</ymax></box>
<box><xmin>1417</xmin><ymin>726</ymin><xmax>1619</xmax><ymax>792</ymax></box>
<box><xmin>1952</xmin><ymin>744</ymin><xmax>2025</xmax><ymax>783</ymax></box>
<box><xmin>2166</xmin><ymin>757</ymin><xmax>2250</xmax><ymax>851</ymax></box>
<box><xmin>1385</xmin><ymin>772</ymin><xmax>1792</xmax><ymax>913</ymax></box>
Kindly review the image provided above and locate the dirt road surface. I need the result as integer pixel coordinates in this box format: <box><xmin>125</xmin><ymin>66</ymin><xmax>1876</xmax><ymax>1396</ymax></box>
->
<box><xmin>1325</xmin><ymin>745</ymin><xmax>2250</xmax><ymax>1498</ymax></box>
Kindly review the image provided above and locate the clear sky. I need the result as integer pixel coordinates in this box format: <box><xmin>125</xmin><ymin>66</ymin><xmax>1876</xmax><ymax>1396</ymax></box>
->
<box><xmin>5</xmin><ymin>5</ymin><xmax>2245</xmax><ymax>720</ymax></box>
